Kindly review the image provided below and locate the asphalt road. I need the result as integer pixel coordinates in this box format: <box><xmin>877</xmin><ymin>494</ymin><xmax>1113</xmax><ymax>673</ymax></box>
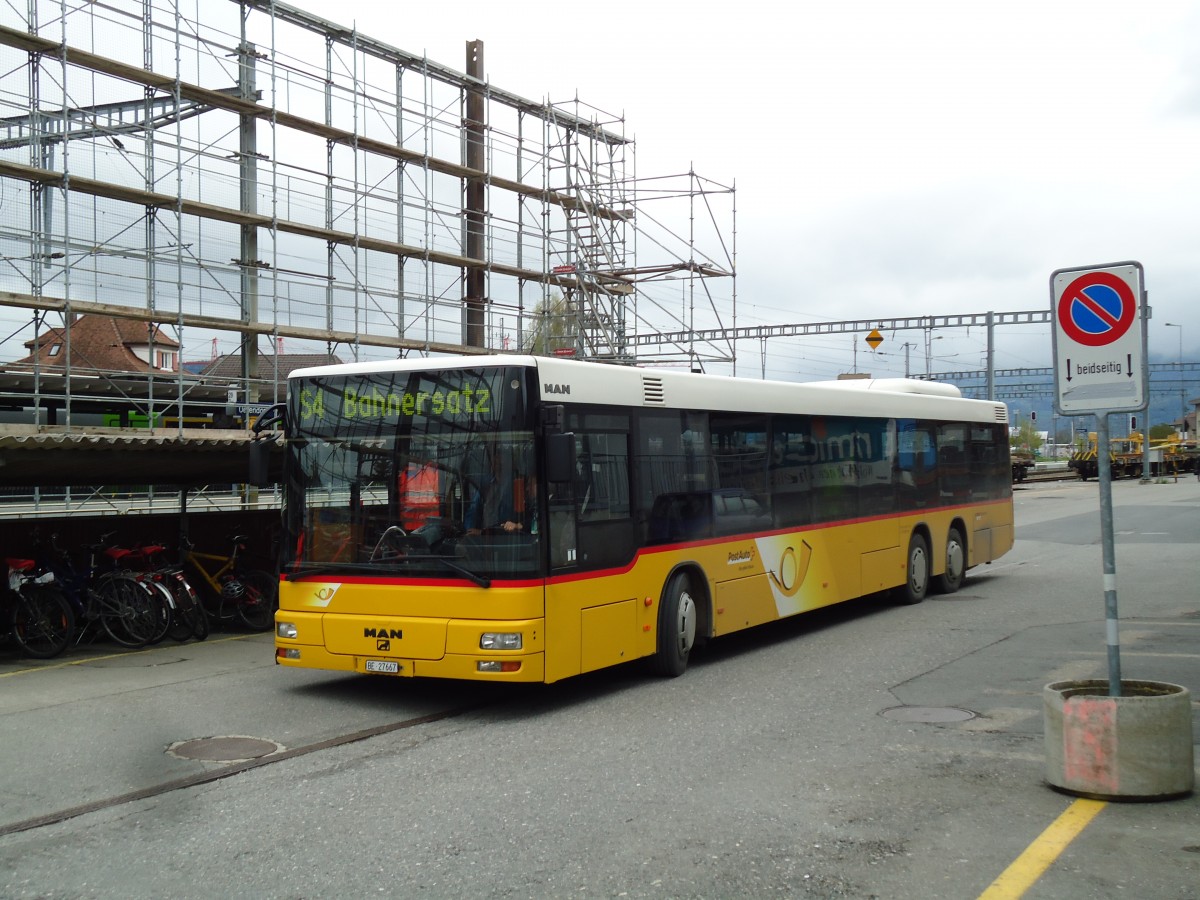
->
<box><xmin>1</xmin><ymin>476</ymin><xmax>1198</xmax><ymax>899</ymax></box>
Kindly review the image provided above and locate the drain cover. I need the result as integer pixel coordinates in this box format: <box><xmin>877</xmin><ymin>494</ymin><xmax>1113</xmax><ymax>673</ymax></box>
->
<box><xmin>880</xmin><ymin>705</ymin><xmax>976</xmax><ymax>724</ymax></box>
<box><xmin>168</xmin><ymin>736</ymin><xmax>283</xmax><ymax>762</ymax></box>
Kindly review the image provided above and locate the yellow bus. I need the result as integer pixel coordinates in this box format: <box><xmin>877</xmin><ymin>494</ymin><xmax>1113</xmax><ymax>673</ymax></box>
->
<box><xmin>273</xmin><ymin>355</ymin><xmax>1013</xmax><ymax>682</ymax></box>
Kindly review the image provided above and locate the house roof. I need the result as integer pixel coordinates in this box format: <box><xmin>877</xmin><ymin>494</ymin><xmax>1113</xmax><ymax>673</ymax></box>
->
<box><xmin>190</xmin><ymin>352</ymin><xmax>345</xmax><ymax>404</ymax></box>
<box><xmin>17</xmin><ymin>315</ymin><xmax>179</xmax><ymax>373</ymax></box>
<box><xmin>198</xmin><ymin>352</ymin><xmax>343</xmax><ymax>380</ymax></box>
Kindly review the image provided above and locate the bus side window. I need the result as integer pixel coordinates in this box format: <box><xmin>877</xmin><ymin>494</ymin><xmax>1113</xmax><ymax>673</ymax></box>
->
<box><xmin>938</xmin><ymin>424</ymin><xmax>970</xmax><ymax>501</ymax></box>
<box><xmin>648</xmin><ymin>491</ymin><xmax>713</xmax><ymax>543</ymax></box>
<box><xmin>857</xmin><ymin>418</ymin><xmax>895</xmax><ymax>514</ymax></box>
<box><xmin>896</xmin><ymin>419</ymin><xmax>937</xmax><ymax>508</ymax></box>
<box><xmin>711</xmin><ymin>413</ymin><xmax>767</xmax><ymax>490</ymax></box>
<box><xmin>810</xmin><ymin>415</ymin><xmax>859</xmax><ymax>523</ymax></box>
<box><xmin>970</xmin><ymin>424</ymin><xmax>1009</xmax><ymax>499</ymax></box>
<box><xmin>634</xmin><ymin>410</ymin><xmax>711</xmax><ymax>543</ymax></box>
<box><xmin>771</xmin><ymin>416</ymin><xmax>813</xmax><ymax>528</ymax></box>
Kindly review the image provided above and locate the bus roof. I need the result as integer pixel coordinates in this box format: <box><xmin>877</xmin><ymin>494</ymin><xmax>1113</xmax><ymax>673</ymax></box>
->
<box><xmin>289</xmin><ymin>355</ymin><xmax>1008</xmax><ymax>424</ymax></box>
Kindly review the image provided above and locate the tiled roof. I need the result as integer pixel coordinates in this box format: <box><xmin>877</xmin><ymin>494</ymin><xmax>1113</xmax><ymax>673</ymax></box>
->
<box><xmin>17</xmin><ymin>315</ymin><xmax>179</xmax><ymax>373</ymax></box>
<box><xmin>188</xmin><ymin>353</ymin><xmax>345</xmax><ymax>403</ymax></box>
<box><xmin>199</xmin><ymin>353</ymin><xmax>343</xmax><ymax>380</ymax></box>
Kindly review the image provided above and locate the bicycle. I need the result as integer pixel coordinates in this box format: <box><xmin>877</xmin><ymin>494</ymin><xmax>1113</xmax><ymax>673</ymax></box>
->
<box><xmin>183</xmin><ymin>534</ymin><xmax>277</xmax><ymax>632</ymax></box>
<box><xmin>2</xmin><ymin>557</ymin><xmax>74</xmax><ymax>659</ymax></box>
<box><xmin>122</xmin><ymin>543</ymin><xmax>209</xmax><ymax>643</ymax></box>
<box><xmin>101</xmin><ymin>542</ymin><xmax>177</xmax><ymax>646</ymax></box>
<box><xmin>39</xmin><ymin>533</ymin><xmax>163</xmax><ymax>649</ymax></box>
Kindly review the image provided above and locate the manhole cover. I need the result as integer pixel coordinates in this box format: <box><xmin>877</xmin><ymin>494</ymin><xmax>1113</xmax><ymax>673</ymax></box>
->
<box><xmin>880</xmin><ymin>705</ymin><xmax>976</xmax><ymax>724</ymax></box>
<box><xmin>167</xmin><ymin>736</ymin><xmax>283</xmax><ymax>762</ymax></box>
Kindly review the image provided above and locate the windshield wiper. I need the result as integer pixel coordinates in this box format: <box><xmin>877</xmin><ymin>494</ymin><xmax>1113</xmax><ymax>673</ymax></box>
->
<box><xmin>284</xmin><ymin>556</ymin><xmax>491</xmax><ymax>588</ymax></box>
<box><xmin>426</xmin><ymin>554</ymin><xmax>491</xmax><ymax>589</ymax></box>
<box><xmin>284</xmin><ymin>561</ymin><xmax>370</xmax><ymax>581</ymax></box>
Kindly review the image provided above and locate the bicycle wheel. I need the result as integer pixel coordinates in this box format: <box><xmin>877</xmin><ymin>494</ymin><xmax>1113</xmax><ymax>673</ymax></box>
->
<box><xmin>95</xmin><ymin>574</ymin><xmax>158</xmax><ymax>648</ymax></box>
<box><xmin>191</xmin><ymin>597</ymin><xmax>211</xmax><ymax>640</ymax></box>
<box><xmin>164</xmin><ymin>570</ymin><xmax>208</xmax><ymax>642</ymax></box>
<box><xmin>11</xmin><ymin>583</ymin><xmax>75</xmax><ymax>659</ymax></box>
<box><xmin>141</xmin><ymin>578</ymin><xmax>174</xmax><ymax>645</ymax></box>
<box><xmin>235</xmin><ymin>569</ymin><xmax>278</xmax><ymax>631</ymax></box>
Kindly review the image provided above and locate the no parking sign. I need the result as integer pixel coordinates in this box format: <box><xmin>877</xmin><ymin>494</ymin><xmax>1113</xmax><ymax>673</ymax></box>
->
<box><xmin>1050</xmin><ymin>261</ymin><xmax>1147</xmax><ymax>415</ymax></box>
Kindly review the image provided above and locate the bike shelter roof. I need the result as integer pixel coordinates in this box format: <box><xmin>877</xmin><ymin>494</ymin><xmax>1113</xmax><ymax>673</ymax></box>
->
<box><xmin>0</xmin><ymin>425</ymin><xmax>281</xmax><ymax>488</ymax></box>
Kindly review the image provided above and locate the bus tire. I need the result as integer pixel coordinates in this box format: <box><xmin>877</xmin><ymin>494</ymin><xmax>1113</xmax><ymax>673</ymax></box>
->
<box><xmin>652</xmin><ymin>571</ymin><xmax>697</xmax><ymax>677</ymax></box>
<box><xmin>935</xmin><ymin>526</ymin><xmax>966</xmax><ymax>594</ymax></box>
<box><xmin>896</xmin><ymin>532</ymin><xmax>929</xmax><ymax>605</ymax></box>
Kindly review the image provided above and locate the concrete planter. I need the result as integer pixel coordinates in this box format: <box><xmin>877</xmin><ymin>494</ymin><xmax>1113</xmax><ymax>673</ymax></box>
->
<box><xmin>1044</xmin><ymin>680</ymin><xmax>1195</xmax><ymax>801</ymax></box>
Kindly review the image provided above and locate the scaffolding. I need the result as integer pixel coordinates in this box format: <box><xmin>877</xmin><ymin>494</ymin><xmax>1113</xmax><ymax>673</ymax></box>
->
<box><xmin>0</xmin><ymin>0</ymin><xmax>736</xmax><ymax>431</ymax></box>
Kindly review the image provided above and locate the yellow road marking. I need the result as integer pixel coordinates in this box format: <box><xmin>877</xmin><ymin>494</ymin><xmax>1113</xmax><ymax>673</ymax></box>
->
<box><xmin>977</xmin><ymin>798</ymin><xmax>1107</xmax><ymax>899</ymax></box>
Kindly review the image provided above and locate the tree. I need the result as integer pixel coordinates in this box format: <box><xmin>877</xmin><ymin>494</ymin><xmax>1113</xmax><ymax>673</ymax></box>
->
<box><xmin>521</xmin><ymin>293</ymin><xmax>575</xmax><ymax>356</ymax></box>
<box><xmin>1010</xmin><ymin>420</ymin><xmax>1044</xmax><ymax>454</ymax></box>
<box><xmin>1149</xmin><ymin>423</ymin><xmax>1175</xmax><ymax>440</ymax></box>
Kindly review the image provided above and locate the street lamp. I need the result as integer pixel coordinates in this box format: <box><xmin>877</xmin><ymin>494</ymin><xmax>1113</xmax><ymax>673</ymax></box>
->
<box><xmin>1165</xmin><ymin>323</ymin><xmax>1185</xmax><ymax>435</ymax></box>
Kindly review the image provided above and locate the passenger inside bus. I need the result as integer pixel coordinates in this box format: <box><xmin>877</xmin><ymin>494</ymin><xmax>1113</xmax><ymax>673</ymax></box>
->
<box><xmin>398</xmin><ymin>461</ymin><xmax>440</xmax><ymax>530</ymax></box>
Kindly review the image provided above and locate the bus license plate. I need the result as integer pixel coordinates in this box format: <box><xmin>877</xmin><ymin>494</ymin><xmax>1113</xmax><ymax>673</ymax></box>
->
<box><xmin>365</xmin><ymin>659</ymin><xmax>400</xmax><ymax>674</ymax></box>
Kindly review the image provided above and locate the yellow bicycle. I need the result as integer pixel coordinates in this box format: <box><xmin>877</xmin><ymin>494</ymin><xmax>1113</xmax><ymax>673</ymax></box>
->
<box><xmin>183</xmin><ymin>535</ymin><xmax>277</xmax><ymax>632</ymax></box>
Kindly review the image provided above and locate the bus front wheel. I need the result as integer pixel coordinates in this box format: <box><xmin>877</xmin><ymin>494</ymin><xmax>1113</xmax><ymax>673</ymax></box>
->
<box><xmin>653</xmin><ymin>571</ymin><xmax>697</xmax><ymax>677</ymax></box>
<box><xmin>897</xmin><ymin>533</ymin><xmax>929</xmax><ymax>605</ymax></box>
<box><xmin>935</xmin><ymin>526</ymin><xmax>966</xmax><ymax>594</ymax></box>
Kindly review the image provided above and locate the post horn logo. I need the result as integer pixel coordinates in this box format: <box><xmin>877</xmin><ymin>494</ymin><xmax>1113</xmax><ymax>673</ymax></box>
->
<box><xmin>767</xmin><ymin>541</ymin><xmax>813</xmax><ymax>598</ymax></box>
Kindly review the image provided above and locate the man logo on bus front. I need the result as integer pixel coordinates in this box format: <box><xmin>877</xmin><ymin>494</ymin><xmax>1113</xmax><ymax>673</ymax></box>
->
<box><xmin>364</xmin><ymin>627</ymin><xmax>403</xmax><ymax>647</ymax></box>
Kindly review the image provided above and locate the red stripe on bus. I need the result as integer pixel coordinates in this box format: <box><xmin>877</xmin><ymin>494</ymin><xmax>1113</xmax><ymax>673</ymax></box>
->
<box><xmin>286</xmin><ymin>497</ymin><xmax>1008</xmax><ymax>590</ymax></box>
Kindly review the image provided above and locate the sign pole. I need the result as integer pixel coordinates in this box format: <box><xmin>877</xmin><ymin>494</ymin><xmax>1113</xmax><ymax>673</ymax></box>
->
<box><xmin>1044</xmin><ymin>263</ymin><xmax>1195</xmax><ymax>798</ymax></box>
<box><xmin>1094</xmin><ymin>412</ymin><xmax>1122</xmax><ymax>696</ymax></box>
<box><xmin>1051</xmin><ymin>261</ymin><xmax>1147</xmax><ymax>700</ymax></box>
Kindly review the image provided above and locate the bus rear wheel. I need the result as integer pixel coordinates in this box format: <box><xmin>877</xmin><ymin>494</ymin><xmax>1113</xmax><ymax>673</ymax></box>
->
<box><xmin>896</xmin><ymin>532</ymin><xmax>929</xmax><ymax>605</ymax></box>
<box><xmin>935</xmin><ymin>526</ymin><xmax>966</xmax><ymax>594</ymax></box>
<box><xmin>652</xmin><ymin>571</ymin><xmax>697</xmax><ymax>677</ymax></box>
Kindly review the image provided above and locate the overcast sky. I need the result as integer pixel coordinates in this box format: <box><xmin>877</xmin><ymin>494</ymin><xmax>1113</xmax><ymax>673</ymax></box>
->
<box><xmin>333</xmin><ymin>0</ymin><xmax>1200</xmax><ymax>386</ymax></box>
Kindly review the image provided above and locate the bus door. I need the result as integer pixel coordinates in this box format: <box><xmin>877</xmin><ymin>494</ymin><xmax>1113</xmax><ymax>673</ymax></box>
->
<box><xmin>542</xmin><ymin>425</ymin><xmax>638</xmax><ymax>680</ymax></box>
<box><xmin>555</xmin><ymin>429</ymin><xmax>633</xmax><ymax>572</ymax></box>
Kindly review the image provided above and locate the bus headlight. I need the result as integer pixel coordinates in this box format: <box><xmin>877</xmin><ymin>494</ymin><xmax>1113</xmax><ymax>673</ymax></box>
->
<box><xmin>277</xmin><ymin>621</ymin><xmax>298</xmax><ymax>639</ymax></box>
<box><xmin>480</xmin><ymin>632</ymin><xmax>522</xmax><ymax>651</ymax></box>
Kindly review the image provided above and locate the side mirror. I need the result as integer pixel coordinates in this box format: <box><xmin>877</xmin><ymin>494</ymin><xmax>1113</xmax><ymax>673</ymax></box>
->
<box><xmin>252</xmin><ymin>403</ymin><xmax>287</xmax><ymax>434</ymax></box>
<box><xmin>540</xmin><ymin>404</ymin><xmax>565</xmax><ymax>433</ymax></box>
<box><xmin>248</xmin><ymin>438</ymin><xmax>275</xmax><ymax>487</ymax></box>
<box><xmin>545</xmin><ymin>432</ymin><xmax>576</xmax><ymax>484</ymax></box>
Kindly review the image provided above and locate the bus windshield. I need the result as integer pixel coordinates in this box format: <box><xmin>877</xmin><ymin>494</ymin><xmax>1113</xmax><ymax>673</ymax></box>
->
<box><xmin>284</xmin><ymin>365</ymin><xmax>540</xmax><ymax>582</ymax></box>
